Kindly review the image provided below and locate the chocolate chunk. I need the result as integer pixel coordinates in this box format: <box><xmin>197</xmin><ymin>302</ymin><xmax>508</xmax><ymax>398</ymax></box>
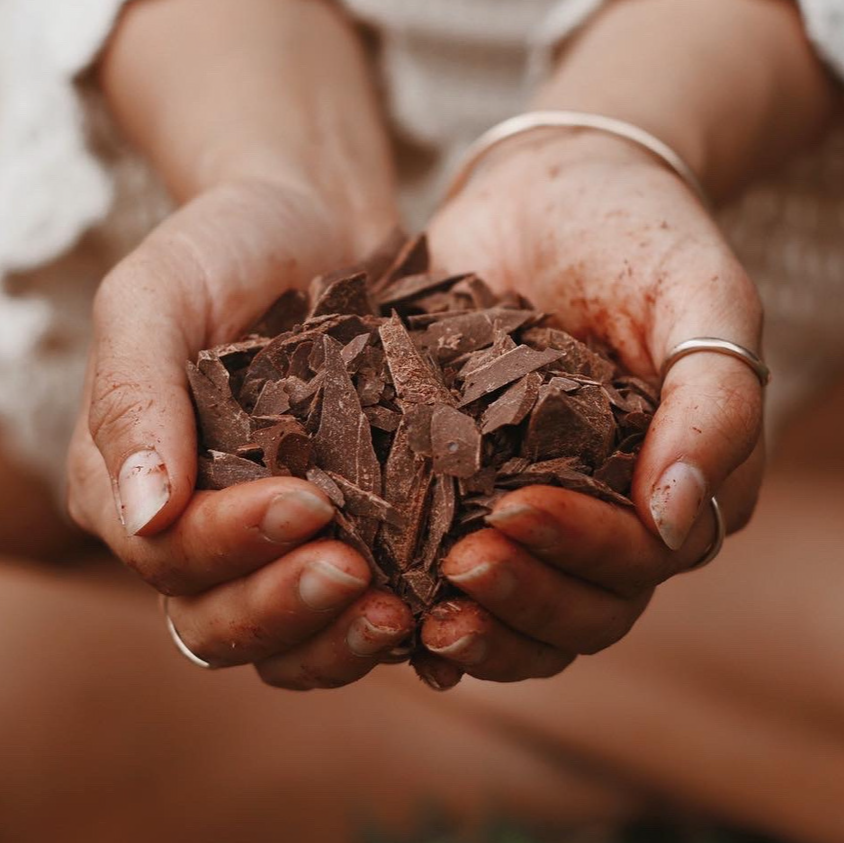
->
<box><xmin>252</xmin><ymin>380</ymin><xmax>291</xmax><ymax>417</ymax></box>
<box><xmin>306</xmin><ymin>467</ymin><xmax>346</xmax><ymax>507</ymax></box>
<box><xmin>363</xmin><ymin>405</ymin><xmax>402</xmax><ymax>432</ymax></box>
<box><xmin>187</xmin><ymin>359</ymin><xmax>253</xmax><ymax>453</ymax></box>
<box><xmin>379</xmin><ymin>314</ymin><xmax>455</xmax><ymax>407</ymax></box>
<box><xmin>313</xmin><ymin>336</ymin><xmax>381</xmax><ymax>495</ymax></box>
<box><xmin>480</xmin><ymin>372</ymin><xmax>542</xmax><ymax>434</ymax></box>
<box><xmin>594</xmin><ymin>450</ymin><xmax>638</xmax><ymax>494</ymax></box>
<box><xmin>523</xmin><ymin>382</ymin><xmax>615</xmax><ymax>468</ymax></box>
<box><xmin>430</xmin><ymin>405</ymin><xmax>482</xmax><ymax>478</ymax></box>
<box><xmin>521</xmin><ymin>326</ymin><xmax>616</xmax><ymax>381</ymax></box>
<box><xmin>309</xmin><ymin>272</ymin><xmax>374</xmax><ymax>319</ymax></box>
<box><xmin>376</xmin><ymin>272</ymin><xmax>466</xmax><ymax>307</ymax></box>
<box><xmin>376</xmin><ymin>420</ymin><xmax>434</xmax><ymax>577</ymax></box>
<box><xmin>251</xmin><ymin>416</ymin><xmax>312</xmax><ymax>477</ymax></box>
<box><xmin>326</xmin><ymin>472</ymin><xmax>405</xmax><ymax>527</ymax></box>
<box><xmin>371</xmin><ymin>233</ymin><xmax>429</xmax><ymax>293</ymax></box>
<box><xmin>197</xmin><ymin>451</ymin><xmax>271</xmax><ymax>490</ymax></box>
<box><xmin>458</xmin><ymin>345</ymin><xmax>565</xmax><ymax>407</ymax></box>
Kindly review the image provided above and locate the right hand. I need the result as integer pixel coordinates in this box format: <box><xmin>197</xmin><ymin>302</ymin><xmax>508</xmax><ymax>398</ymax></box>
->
<box><xmin>67</xmin><ymin>178</ymin><xmax>413</xmax><ymax>690</ymax></box>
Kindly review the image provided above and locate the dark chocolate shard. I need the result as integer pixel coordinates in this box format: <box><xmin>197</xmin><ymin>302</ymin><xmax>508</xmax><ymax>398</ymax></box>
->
<box><xmin>417</xmin><ymin>475</ymin><xmax>456</xmax><ymax>572</ymax></box>
<box><xmin>376</xmin><ymin>420</ymin><xmax>434</xmax><ymax>575</ymax></box>
<box><xmin>363</xmin><ymin>405</ymin><xmax>402</xmax><ymax>432</ymax></box>
<box><xmin>594</xmin><ymin>450</ymin><xmax>638</xmax><ymax>494</ymax></box>
<box><xmin>326</xmin><ymin>472</ymin><xmax>405</xmax><ymax>527</ymax></box>
<box><xmin>521</xmin><ymin>326</ymin><xmax>616</xmax><ymax>381</ymax></box>
<box><xmin>458</xmin><ymin>345</ymin><xmax>565</xmax><ymax>407</ymax></box>
<box><xmin>430</xmin><ymin>405</ymin><xmax>482</xmax><ymax>479</ymax></box>
<box><xmin>372</xmin><ymin>233</ymin><xmax>429</xmax><ymax>293</ymax></box>
<box><xmin>197</xmin><ymin>451</ymin><xmax>271</xmax><ymax>490</ymax></box>
<box><xmin>186</xmin><ymin>359</ymin><xmax>253</xmax><ymax>453</ymax></box>
<box><xmin>417</xmin><ymin>309</ymin><xmax>534</xmax><ymax>363</ymax></box>
<box><xmin>253</xmin><ymin>380</ymin><xmax>291</xmax><ymax>417</ymax></box>
<box><xmin>405</xmin><ymin>404</ymin><xmax>435</xmax><ymax>457</ymax></box>
<box><xmin>309</xmin><ymin>272</ymin><xmax>374</xmax><ymax>319</ymax></box>
<box><xmin>251</xmin><ymin>416</ymin><xmax>312</xmax><ymax>477</ymax></box>
<box><xmin>377</xmin><ymin>271</ymin><xmax>467</xmax><ymax>307</ymax></box>
<box><xmin>334</xmin><ymin>510</ymin><xmax>388</xmax><ymax>586</ymax></box>
<box><xmin>313</xmin><ymin>336</ymin><xmax>381</xmax><ymax>495</ymax></box>
<box><xmin>522</xmin><ymin>382</ymin><xmax>616</xmax><ymax>468</ymax></box>
<box><xmin>340</xmin><ymin>332</ymin><xmax>371</xmax><ymax>370</ymax></box>
<box><xmin>306</xmin><ymin>467</ymin><xmax>346</xmax><ymax>508</ymax></box>
<box><xmin>480</xmin><ymin>371</ymin><xmax>542</xmax><ymax>434</ymax></box>
<box><xmin>379</xmin><ymin>314</ymin><xmax>455</xmax><ymax>407</ymax></box>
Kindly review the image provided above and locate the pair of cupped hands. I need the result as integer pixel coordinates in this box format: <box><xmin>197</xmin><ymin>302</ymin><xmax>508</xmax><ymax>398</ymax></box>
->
<box><xmin>67</xmin><ymin>132</ymin><xmax>765</xmax><ymax>690</ymax></box>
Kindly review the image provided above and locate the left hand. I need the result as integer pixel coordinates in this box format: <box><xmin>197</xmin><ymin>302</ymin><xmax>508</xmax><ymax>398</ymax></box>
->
<box><xmin>420</xmin><ymin>130</ymin><xmax>766</xmax><ymax>683</ymax></box>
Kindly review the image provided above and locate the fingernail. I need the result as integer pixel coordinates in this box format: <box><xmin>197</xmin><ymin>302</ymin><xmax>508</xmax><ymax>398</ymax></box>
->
<box><xmin>261</xmin><ymin>489</ymin><xmax>335</xmax><ymax>543</ymax></box>
<box><xmin>346</xmin><ymin>617</ymin><xmax>403</xmax><ymax>657</ymax></box>
<box><xmin>427</xmin><ymin>634</ymin><xmax>488</xmax><ymax>666</ymax></box>
<box><xmin>649</xmin><ymin>461</ymin><xmax>707</xmax><ymax>550</ymax></box>
<box><xmin>445</xmin><ymin>562</ymin><xmax>516</xmax><ymax>601</ymax></box>
<box><xmin>117</xmin><ymin>449</ymin><xmax>170</xmax><ymax>536</ymax></box>
<box><xmin>298</xmin><ymin>560</ymin><xmax>367</xmax><ymax>611</ymax></box>
<box><xmin>486</xmin><ymin>504</ymin><xmax>558</xmax><ymax>547</ymax></box>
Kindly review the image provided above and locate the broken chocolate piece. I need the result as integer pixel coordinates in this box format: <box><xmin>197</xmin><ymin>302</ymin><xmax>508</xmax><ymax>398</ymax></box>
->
<box><xmin>480</xmin><ymin>372</ymin><xmax>542</xmax><ymax>434</ymax></box>
<box><xmin>458</xmin><ymin>345</ymin><xmax>565</xmax><ymax>407</ymax></box>
<box><xmin>430</xmin><ymin>405</ymin><xmax>482</xmax><ymax>479</ymax></box>
<box><xmin>198</xmin><ymin>451</ymin><xmax>271</xmax><ymax>490</ymax></box>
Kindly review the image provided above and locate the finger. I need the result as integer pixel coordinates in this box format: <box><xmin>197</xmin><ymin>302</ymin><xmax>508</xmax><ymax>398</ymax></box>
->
<box><xmin>167</xmin><ymin>540</ymin><xmax>372</xmax><ymax>666</ymax></box>
<box><xmin>442</xmin><ymin>529</ymin><xmax>651</xmax><ymax>655</ymax></box>
<box><xmin>484</xmin><ymin>481</ymin><xmax>743</xmax><ymax>594</ymax></box>
<box><xmin>421</xmin><ymin>599</ymin><xmax>575</xmax><ymax>683</ymax></box>
<box><xmin>255</xmin><ymin>591</ymin><xmax>414</xmax><ymax>690</ymax></box>
<box><xmin>637</xmin><ymin>257</ymin><xmax>765</xmax><ymax>549</ymax></box>
<box><xmin>70</xmin><ymin>423</ymin><xmax>337</xmax><ymax>594</ymax></box>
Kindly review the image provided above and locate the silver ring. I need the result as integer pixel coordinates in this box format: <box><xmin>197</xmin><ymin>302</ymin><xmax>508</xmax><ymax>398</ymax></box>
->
<box><xmin>662</xmin><ymin>337</ymin><xmax>770</xmax><ymax>387</ymax></box>
<box><xmin>162</xmin><ymin>596</ymin><xmax>215</xmax><ymax>670</ymax></box>
<box><xmin>687</xmin><ymin>497</ymin><xmax>725</xmax><ymax>571</ymax></box>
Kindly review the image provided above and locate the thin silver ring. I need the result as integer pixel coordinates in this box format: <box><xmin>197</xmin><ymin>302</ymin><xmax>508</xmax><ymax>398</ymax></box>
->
<box><xmin>662</xmin><ymin>337</ymin><xmax>770</xmax><ymax>387</ymax></box>
<box><xmin>443</xmin><ymin>110</ymin><xmax>707</xmax><ymax>205</ymax></box>
<box><xmin>688</xmin><ymin>497</ymin><xmax>725</xmax><ymax>571</ymax></box>
<box><xmin>162</xmin><ymin>596</ymin><xmax>215</xmax><ymax>670</ymax></box>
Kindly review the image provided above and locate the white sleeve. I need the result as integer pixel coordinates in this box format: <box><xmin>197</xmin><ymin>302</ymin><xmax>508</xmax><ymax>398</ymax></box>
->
<box><xmin>0</xmin><ymin>0</ymin><xmax>128</xmax><ymax>277</ymax></box>
<box><xmin>798</xmin><ymin>0</ymin><xmax>844</xmax><ymax>79</ymax></box>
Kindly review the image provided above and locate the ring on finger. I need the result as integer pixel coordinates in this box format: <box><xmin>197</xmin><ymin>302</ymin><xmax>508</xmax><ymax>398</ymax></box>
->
<box><xmin>687</xmin><ymin>497</ymin><xmax>725</xmax><ymax>571</ymax></box>
<box><xmin>161</xmin><ymin>596</ymin><xmax>215</xmax><ymax>670</ymax></box>
<box><xmin>662</xmin><ymin>337</ymin><xmax>770</xmax><ymax>387</ymax></box>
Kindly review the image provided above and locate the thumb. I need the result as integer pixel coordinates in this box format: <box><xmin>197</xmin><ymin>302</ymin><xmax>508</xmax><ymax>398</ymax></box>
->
<box><xmin>634</xmin><ymin>265</ymin><xmax>766</xmax><ymax>550</ymax></box>
<box><xmin>88</xmin><ymin>248</ymin><xmax>203</xmax><ymax>537</ymax></box>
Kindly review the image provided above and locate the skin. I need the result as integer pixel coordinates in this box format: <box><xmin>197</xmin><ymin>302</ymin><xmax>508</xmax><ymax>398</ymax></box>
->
<box><xmin>63</xmin><ymin>0</ymin><xmax>839</xmax><ymax>691</ymax></box>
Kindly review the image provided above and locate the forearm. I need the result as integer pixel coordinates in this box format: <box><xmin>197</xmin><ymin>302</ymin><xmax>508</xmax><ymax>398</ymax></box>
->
<box><xmin>536</xmin><ymin>0</ymin><xmax>839</xmax><ymax>200</ymax></box>
<box><xmin>99</xmin><ymin>0</ymin><xmax>396</xmax><ymax>236</ymax></box>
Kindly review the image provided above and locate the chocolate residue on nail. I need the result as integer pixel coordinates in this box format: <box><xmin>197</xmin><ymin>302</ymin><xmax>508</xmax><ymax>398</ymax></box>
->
<box><xmin>186</xmin><ymin>229</ymin><xmax>658</xmax><ymax>686</ymax></box>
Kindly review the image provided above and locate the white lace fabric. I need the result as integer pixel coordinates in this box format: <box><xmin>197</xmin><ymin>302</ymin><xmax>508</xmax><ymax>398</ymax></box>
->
<box><xmin>0</xmin><ymin>0</ymin><xmax>842</xmax><ymax>491</ymax></box>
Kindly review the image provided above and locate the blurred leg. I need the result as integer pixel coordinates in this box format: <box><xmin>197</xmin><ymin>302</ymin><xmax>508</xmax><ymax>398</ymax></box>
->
<box><xmin>455</xmin><ymin>379</ymin><xmax>844</xmax><ymax>843</ymax></box>
<box><xmin>0</xmin><ymin>558</ymin><xmax>636</xmax><ymax>843</ymax></box>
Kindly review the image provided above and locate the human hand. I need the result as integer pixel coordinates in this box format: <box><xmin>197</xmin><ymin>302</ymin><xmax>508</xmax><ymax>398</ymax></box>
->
<box><xmin>67</xmin><ymin>180</ymin><xmax>413</xmax><ymax>689</ymax></box>
<box><xmin>420</xmin><ymin>131</ymin><xmax>765</xmax><ymax>683</ymax></box>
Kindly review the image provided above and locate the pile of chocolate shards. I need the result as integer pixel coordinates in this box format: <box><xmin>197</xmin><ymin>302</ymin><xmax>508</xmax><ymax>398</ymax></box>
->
<box><xmin>187</xmin><ymin>232</ymin><xmax>658</xmax><ymax>647</ymax></box>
